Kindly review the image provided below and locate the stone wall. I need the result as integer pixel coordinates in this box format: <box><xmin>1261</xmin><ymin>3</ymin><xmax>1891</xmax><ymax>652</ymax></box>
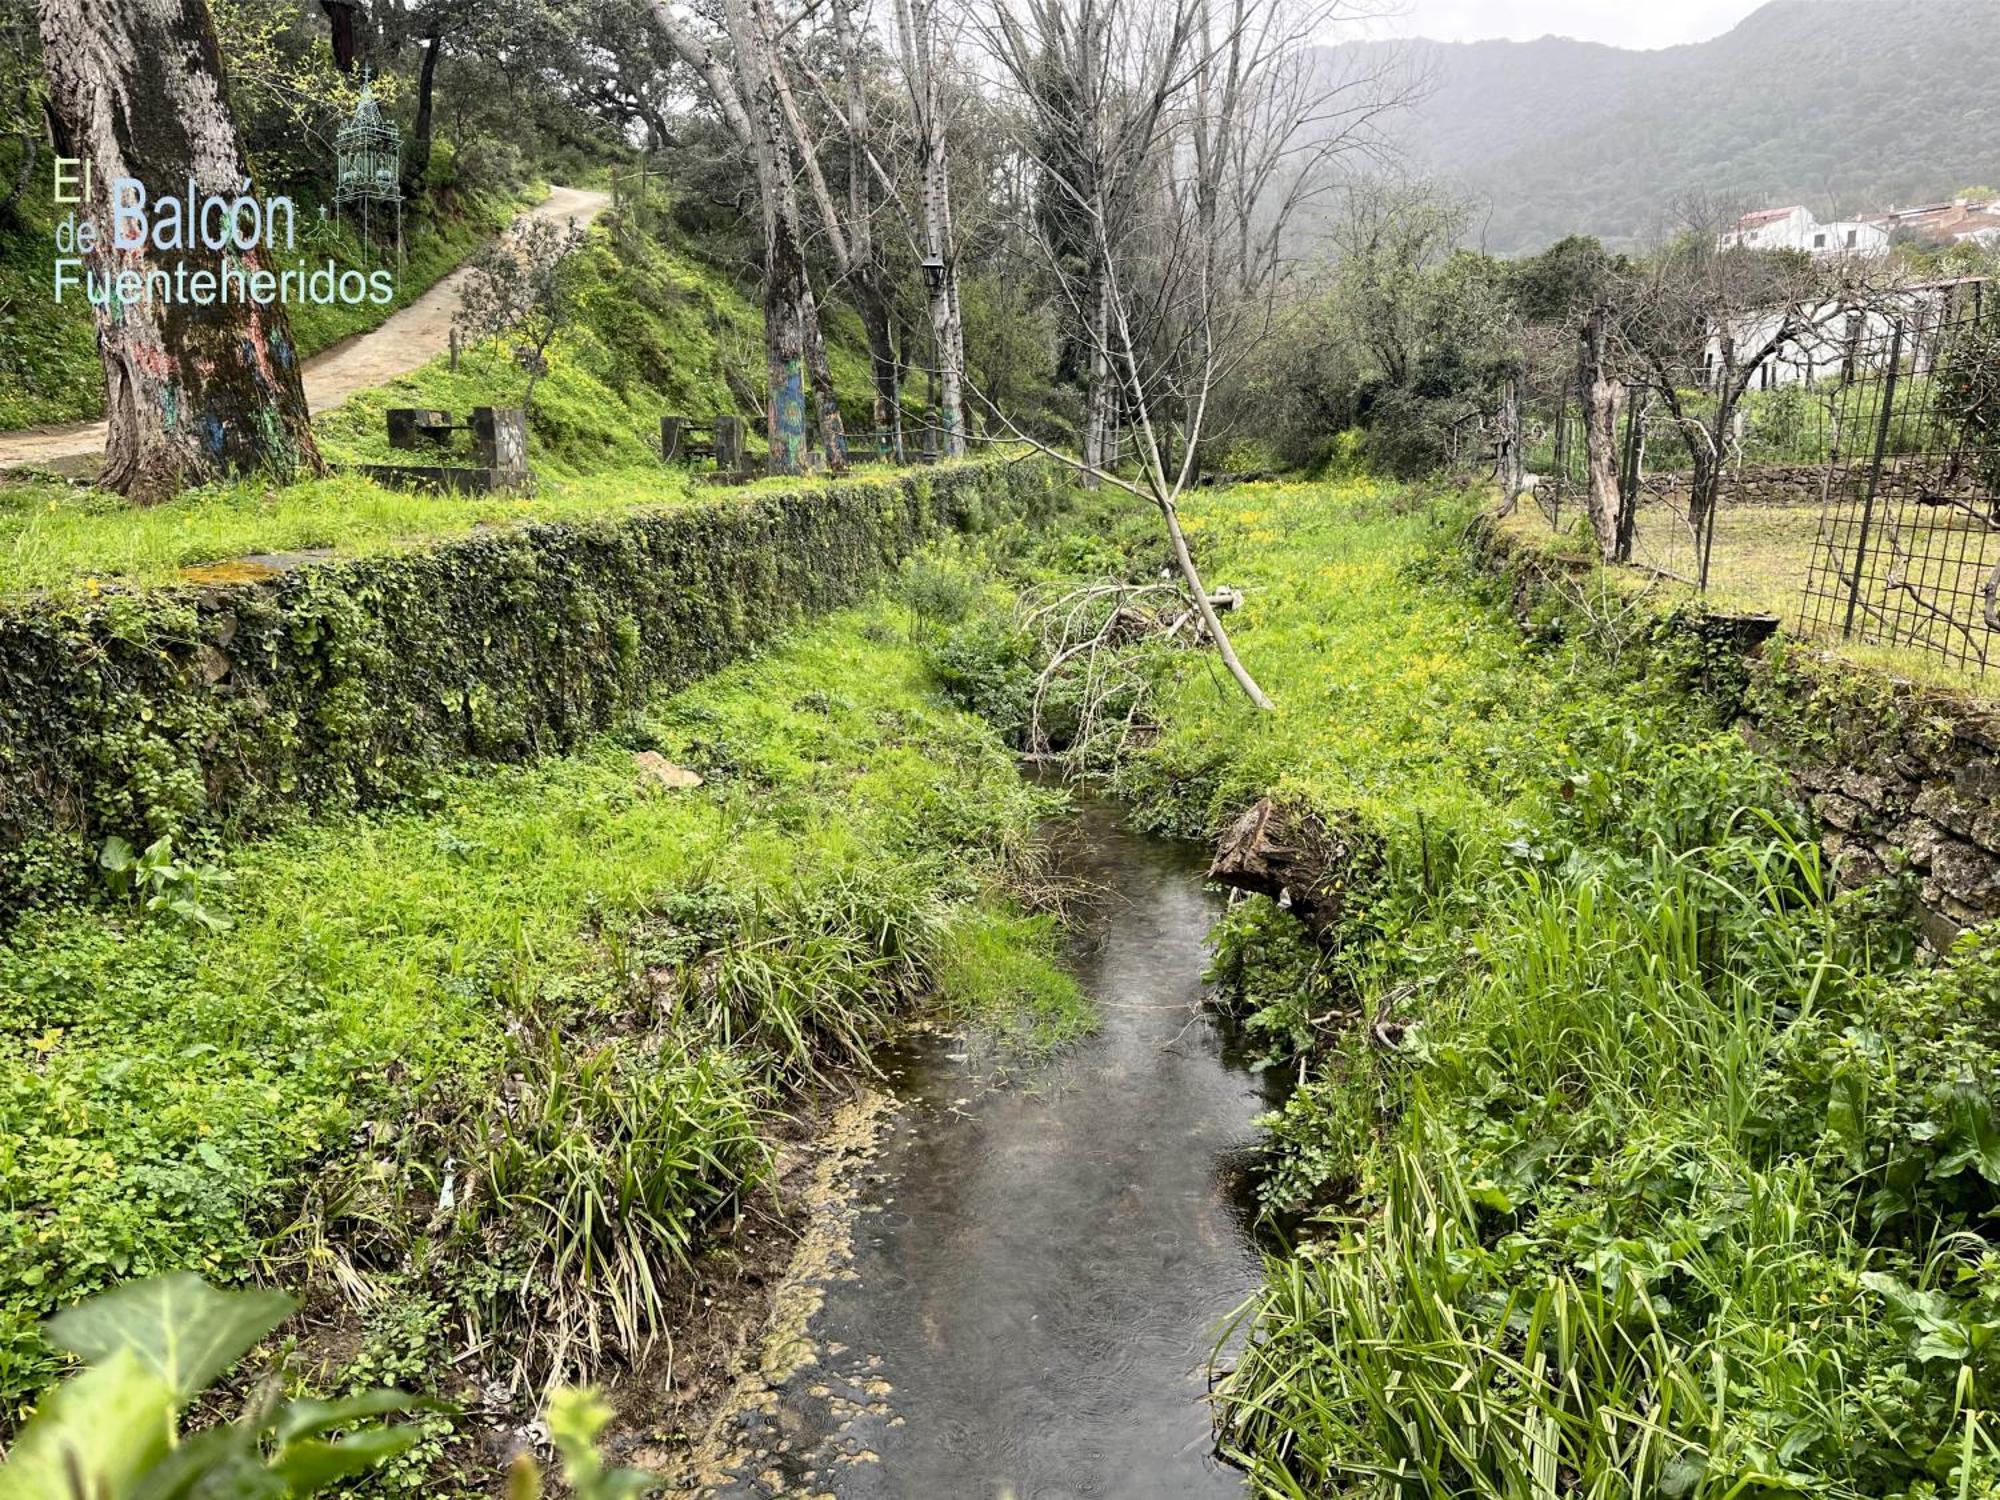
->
<box><xmin>0</xmin><ymin>460</ymin><xmax>1065</xmax><ymax>917</ymax></box>
<box><xmin>1640</xmin><ymin>463</ymin><xmax>1827</xmax><ymax>508</ymax></box>
<box><xmin>1748</xmin><ymin>663</ymin><xmax>2000</xmax><ymax>950</ymax></box>
<box><xmin>1477</xmin><ymin>516</ymin><xmax>2000</xmax><ymax>948</ymax></box>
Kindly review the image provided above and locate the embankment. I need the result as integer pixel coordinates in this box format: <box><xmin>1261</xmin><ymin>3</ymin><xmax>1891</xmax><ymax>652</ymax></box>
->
<box><xmin>0</xmin><ymin>460</ymin><xmax>1062</xmax><ymax>915</ymax></box>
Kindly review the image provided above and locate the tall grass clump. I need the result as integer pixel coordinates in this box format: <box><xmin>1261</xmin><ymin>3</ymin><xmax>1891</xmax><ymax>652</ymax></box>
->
<box><xmin>957</xmin><ymin>477</ymin><xmax>2000</xmax><ymax>1496</ymax></box>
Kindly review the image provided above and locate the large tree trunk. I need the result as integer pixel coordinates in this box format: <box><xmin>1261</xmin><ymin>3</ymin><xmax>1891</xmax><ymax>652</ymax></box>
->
<box><xmin>759</xmin><ymin>95</ymin><xmax>810</xmax><ymax>476</ymax></box>
<box><xmin>1579</xmin><ymin>305</ymin><xmax>1624</xmax><ymax>562</ymax></box>
<box><xmin>833</xmin><ymin>0</ymin><xmax>901</xmax><ymax>452</ymax></box>
<box><xmin>894</xmin><ymin>0</ymin><xmax>965</xmax><ymax>457</ymax></box>
<box><xmin>717</xmin><ymin>0</ymin><xmax>842</xmax><ymax>475</ymax></box>
<box><xmin>404</xmin><ymin>29</ymin><xmax>441</xmax><ymax>197</ymax></box>
<box><xmin>37</xmin><ymin>0</ymin><xmax>322</xmax><ymax>505</ymax></box>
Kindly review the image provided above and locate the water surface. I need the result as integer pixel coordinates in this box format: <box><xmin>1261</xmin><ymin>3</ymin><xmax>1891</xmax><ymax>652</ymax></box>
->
<box><xmin>712</xmin><ymin>797</ymin><xmax>1266</xmax><ymax>1498</ymax></box>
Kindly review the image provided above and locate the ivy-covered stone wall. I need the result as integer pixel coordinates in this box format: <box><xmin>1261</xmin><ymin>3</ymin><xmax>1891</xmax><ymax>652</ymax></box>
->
<box><xmin>1473</xmin><ymin>516</ymin><xmax>2000</xmax><ymax>950</ymax></box>
<box><xmin>0</xmin><ymin>460</ymin><xmax>1063</xmax><ymax>914</ymax></box>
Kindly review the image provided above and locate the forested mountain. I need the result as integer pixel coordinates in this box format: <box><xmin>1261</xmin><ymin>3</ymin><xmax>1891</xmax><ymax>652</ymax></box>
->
<box><xmin>1331</xmin><ymin>0</ymin><xmax>2000</xmax><ymax>255</ymax></box>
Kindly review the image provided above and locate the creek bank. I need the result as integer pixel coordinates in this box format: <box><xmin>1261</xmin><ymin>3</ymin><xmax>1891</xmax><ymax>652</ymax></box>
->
<box><xmin>1474</xmin><ymin>513</ymin><xmax>2000</xmax><ymax>946</ymax></box>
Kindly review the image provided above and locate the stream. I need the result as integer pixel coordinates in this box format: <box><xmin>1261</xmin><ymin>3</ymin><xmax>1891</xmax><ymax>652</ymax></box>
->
<box><xmin>704</xmin><ymin>796</ymin><xmax>1269</xmax><ymax>1498</ymax></box>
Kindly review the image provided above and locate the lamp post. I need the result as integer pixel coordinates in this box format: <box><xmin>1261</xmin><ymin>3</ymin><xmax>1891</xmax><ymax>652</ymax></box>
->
<box><xmin>920</xmin><ymin>254</ymin><xmax>946</xmax><ymax>462</ymax></box>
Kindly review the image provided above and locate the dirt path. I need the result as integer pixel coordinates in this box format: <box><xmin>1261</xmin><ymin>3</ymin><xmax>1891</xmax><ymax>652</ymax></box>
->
<box><xmin>0</xmin><ymin>185</ymin><xmax>612</xmax><ymax>476</ymax></box>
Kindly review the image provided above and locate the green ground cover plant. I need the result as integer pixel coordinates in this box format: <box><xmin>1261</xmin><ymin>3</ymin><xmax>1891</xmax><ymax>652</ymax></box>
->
<box><xmin>0</xmin><ymin>210</ymin><xmax>890</xmax><ymax>599</ymax></box>
<box><xmin>936</xmin><ymin>476</ymin><xmax>1997</xmax><ymax>1496</ymax></box>
<box><xmin>0</xmin><ymin>588</ymin><xmax>1087</xmax><ymax>1472</ymax></box>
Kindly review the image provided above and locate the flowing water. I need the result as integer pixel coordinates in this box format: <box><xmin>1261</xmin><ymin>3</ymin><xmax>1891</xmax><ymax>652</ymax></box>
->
<box><xmin>706</xmin><ymin>797</ymin><xmax>1268</xmax><ymax>1498</ymax></box>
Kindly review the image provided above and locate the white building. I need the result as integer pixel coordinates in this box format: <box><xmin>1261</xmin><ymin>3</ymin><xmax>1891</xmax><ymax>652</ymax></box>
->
<box><xmin>1723</xmin><ymin>206</ymin><xmax>1890</xmax><ymax>260</ymax></box>
<box><xmin>1724</xmin><ymin>205</ymin><xmax>1817</xmax><ymax>253</ymax></box>
<box><xmin>1705</xmin><ymin>279</ymin><xmax>1989</xmax><ymax>390</ymax></box>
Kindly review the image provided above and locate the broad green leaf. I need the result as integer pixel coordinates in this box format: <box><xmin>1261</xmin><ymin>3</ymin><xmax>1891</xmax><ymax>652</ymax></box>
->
<box><xmin>273</xmin><ymin>1389</ymin><xmax>437</xmax><ymax>1444</ymax></box>
<box><xmin>46</xmin><ymin>1275</ymin><xmax>294</xmax><ymax>1402</ymax></box>
<box><xmin>0</xmin><ymin>1349</ymin><xmax>175</xmax><ymax>1500</ymax></box>
<box><xmin>267</xmin><ymin>1428</ymin><xmax>419</xmax><ymax>1491</ymax></box>
<box><xmin>126</xmin><ymin>1426</ymin><xmax>279</xmax><ymax>1500</ymax></box>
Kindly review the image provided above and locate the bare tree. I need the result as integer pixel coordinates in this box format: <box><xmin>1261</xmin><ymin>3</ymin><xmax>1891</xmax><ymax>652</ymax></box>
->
<box><xmin>1610</xmin><ymin>196</ymin><xmax>1880</xmax><ymax>581</ymax></box>
<box><xmin>35</xmin><ymin>0</ymin><xmax>323</xmax><ymax>504</ymax></box>
<box><xmin>977</xmin><ymin>0</ymin><xmax>1405</xmax><ymax>709</ymax></box>
<box><xmin>827</xmin><ymin>0</ymin><xmax>905</xmax><ymax>447</ymax></box>
<box><xmin>647</xmin><ymin>0</ymin><xmax>850</xmax><ymax>472</ymax></box>
<box><xmin>892</xmin><ymin>0</ymin><xmax>968</xmax><ymax>455</ymax></box>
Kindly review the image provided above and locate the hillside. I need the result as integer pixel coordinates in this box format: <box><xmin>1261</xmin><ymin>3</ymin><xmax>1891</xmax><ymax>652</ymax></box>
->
<box><xmin>1334</xmin><ymin>0</ymin><xmax>2000</xmax><ymax>255</ymax></box>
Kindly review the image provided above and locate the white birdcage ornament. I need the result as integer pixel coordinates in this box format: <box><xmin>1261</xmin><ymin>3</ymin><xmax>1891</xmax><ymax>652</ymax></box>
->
<box><xmin>333</xmin><ymin>72</ymin><xmax>403</xmax><ymax>263</ymax></box>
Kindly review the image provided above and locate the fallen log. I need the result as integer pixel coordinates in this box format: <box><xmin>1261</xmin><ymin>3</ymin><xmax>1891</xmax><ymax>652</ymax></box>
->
<box><xmin>1207</xmin><ymin>796</ymin><xmax>1381</xmax><ymax>941</ymax></box>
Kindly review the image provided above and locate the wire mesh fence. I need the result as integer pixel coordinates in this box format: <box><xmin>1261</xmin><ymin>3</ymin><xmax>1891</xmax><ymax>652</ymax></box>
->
<box><xmin>1799</xmin><ymin>283</ymin><xmax>1999</xmax><ymax>674</ymax></box>
<box><xmin>1513</xmin><ymin>280</ymin><xmax>1999</xmax><ymax>680</ymax></box>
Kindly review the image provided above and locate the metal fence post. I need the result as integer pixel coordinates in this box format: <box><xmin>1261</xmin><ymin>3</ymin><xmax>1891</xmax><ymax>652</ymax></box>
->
<box><xmin>1841</xmin><ymin>323</ymin><xmax>1904</xmax><ymax>640</ymax></box>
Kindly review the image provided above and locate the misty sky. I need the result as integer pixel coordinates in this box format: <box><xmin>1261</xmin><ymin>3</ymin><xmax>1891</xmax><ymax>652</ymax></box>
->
<box><xmin>1390</xmin><ymin>0</ymin><xmax>1769</xmax><ymax>49</ymax></box>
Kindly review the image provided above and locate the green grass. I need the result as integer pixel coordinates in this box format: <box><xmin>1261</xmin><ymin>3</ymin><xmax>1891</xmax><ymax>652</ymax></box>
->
<box><xmin>1498</xmin><ymin>499</ymin><xmax>2000</xmax><ymax>701</ymax></box>
<box><xmin>948</xmin><ymin>476</ymin><xmax>2000</xmax><ymax>1497</ymax></box>
<box><xmin>0</xmin><ymin>211</ymin><xmax>952</xmax><ymax>597</ymax></box>
<box><xmin>0</xmin><ymin>589</ymin><xmax>1089</xmax><ymax>1424</ymax></box>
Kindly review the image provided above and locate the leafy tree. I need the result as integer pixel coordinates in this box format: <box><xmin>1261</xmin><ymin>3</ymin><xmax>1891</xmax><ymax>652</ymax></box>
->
<box><xmin>453</xmin><ymin>214</ymin><xmax>591</xmax><ymax>414</ymax></box>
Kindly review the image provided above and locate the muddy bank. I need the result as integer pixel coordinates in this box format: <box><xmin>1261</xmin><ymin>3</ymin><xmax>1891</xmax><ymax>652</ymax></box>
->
<box><xmin>659</xmin><ymin>796</ymin><xmax>1269</xmax><ymax>1498</ymax></box>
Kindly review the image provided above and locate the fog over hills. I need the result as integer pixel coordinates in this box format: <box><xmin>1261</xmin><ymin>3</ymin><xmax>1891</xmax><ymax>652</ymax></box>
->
<box><xmin>1327</xmin><ymin>0</ymin><xmax>2000</xmax><ymax>255</ymax></box>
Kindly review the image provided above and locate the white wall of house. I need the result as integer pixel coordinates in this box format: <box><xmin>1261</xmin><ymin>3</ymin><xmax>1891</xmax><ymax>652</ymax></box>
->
<box><xmin>1809</xmin><ymin>219</ymin><xmax>1891</xmax><ymax>258</ymax></box>
<box><xmin>1726</xmin><ymin>206</ymin><xmax>1816</xmax><ymax>252</ymax></box>
<box><xmin>1705</xmin><ymin>283</ymin><xmax>1979</xmax><ymax>391</ymax></box>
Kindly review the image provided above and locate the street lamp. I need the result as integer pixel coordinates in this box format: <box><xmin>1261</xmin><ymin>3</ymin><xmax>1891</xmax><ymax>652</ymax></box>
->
<box><xmin>918</xmin><ymin>254</ymin><xmax>947</xmax><ymax>461</ymax></box>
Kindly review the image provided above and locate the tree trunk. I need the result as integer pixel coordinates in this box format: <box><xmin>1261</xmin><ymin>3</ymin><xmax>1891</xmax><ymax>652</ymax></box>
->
<box><xmin>1686</xmin><ymin>387</ymin><xmax>1733</xmax><ymax>557</ymax></box>
<box><xmin>1082</xmin><ymin>275</ymin><xmax>1111</xmax><ymax>488</ymax></box>
<box><xmin>1161</xmin><ymin>494</ymin><xmax>1272</xmax><ymax>710</ymax></box>
<box><xmin>763</xmin><ymin>203</ymin><xmax>810</xmax><ymax>475</ymax></box>
<box><xmin>894</xmin><ymin>0</ymin><xmax>965</xmax><ymax>457</ymax></box>
<box><xmin>832</xmin><ymin>0</ymin><xmax>901</xmax><ymax>451</ymax></box>
<box><xmin>717</xmin><ymin>0</ymin><xmax>842</xmax><ymax>475</ymax></box>
<box><xmin>36</xmin><ymin>0</ymin><xmax>322</xmax><ymax>505</ymax></box>
<box><xmin>1579</xmin><ymin>306</ymin><xmax>1624</xmax><ymax>562</ymax></box>
<box><xmin>802</xmin><ymin>287</ymin><xmax>848</xmax><ymax>469</ymax></box>
<box><xmin>404</xmin><ymin>29</ymin><xmax>441</xmax><ymax>197</ymax></box>
<box><xmin>1495</xmin><ymin>375</ymin><xmax>1525</xmax><ymax>512</ymax></box>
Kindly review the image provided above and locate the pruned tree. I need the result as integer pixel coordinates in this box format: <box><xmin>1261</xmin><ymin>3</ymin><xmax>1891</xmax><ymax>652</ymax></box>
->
<box><xmin>1609</xmin><ymin>196</ymin><xmax>1880</xmax><ymax>581</ymax></box>
<box><xmin>34</xmin><ymin>0</ymin><xmax>323</xmax><ymax>504</ymax></box>
<box><xmin>453</xmin><ymin>214</ymin><xmax>590</xmax><ymax>415</ymax></box>
<box><xmin>1577</xmin><ymin>298</ymin><xmax>1625</xmax><ymax>560</ymax></box>
<box><xmin>976</xmin><ymin>0</ymin><xmax>1405</xmax><ymax>709</ymax></box>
